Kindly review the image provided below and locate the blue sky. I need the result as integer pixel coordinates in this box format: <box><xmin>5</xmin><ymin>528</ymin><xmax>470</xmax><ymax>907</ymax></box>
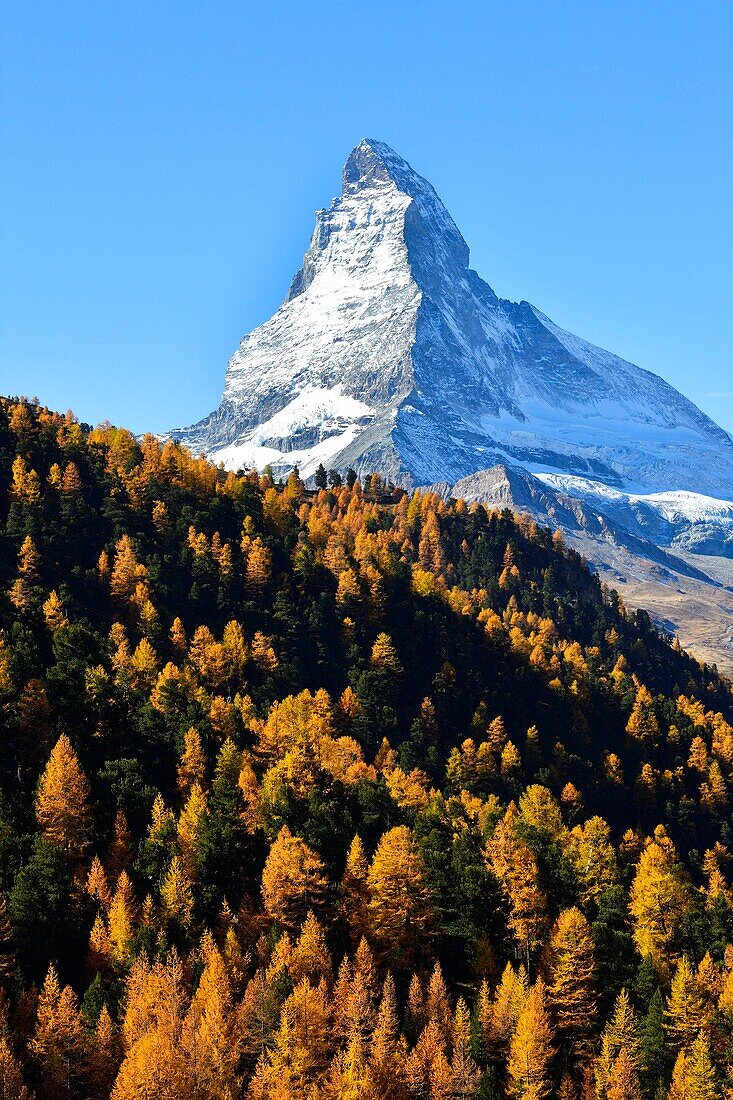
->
<box><xmin>2</xmin><ymin>1</ymin><xmax>731</xmax><ymax>434</ymax></box>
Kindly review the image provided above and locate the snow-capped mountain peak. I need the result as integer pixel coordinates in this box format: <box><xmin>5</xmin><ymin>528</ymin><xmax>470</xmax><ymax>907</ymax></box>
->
<box><xmin>170</xmin><ymin>139</ymin><xmax>733</xmax><ymax>502</ymax></box>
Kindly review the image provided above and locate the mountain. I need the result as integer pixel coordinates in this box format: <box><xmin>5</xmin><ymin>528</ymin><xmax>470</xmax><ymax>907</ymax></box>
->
<box><xmin>170</xmin><ymin>139</ymin><xmax>733</xmax><ymax>667</ymax></box>
<box><xmin>171</xmin><ymin>137</ymin><xmax>733</xmax><ymax>493</ymax></box>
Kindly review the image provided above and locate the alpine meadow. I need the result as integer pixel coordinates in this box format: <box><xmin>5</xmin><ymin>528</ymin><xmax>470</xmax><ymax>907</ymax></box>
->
<box><xmin>1</xmin><ymin>396</ymin><xmax>733</xmax><ymax>1098</ymax></box>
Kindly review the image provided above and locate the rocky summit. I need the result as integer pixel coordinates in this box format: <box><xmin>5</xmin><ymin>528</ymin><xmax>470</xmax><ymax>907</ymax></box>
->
<box><xmin>170</xmin><ymin>139</ymin><xmax>733</xmax><ymax>668</ymax></box>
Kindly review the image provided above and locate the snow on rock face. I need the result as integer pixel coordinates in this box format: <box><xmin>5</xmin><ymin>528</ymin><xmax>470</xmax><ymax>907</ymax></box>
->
<box><xmin>170</xmin><ymin>138</ymin><xmax>733</xmax><ymax>500</ymax></box>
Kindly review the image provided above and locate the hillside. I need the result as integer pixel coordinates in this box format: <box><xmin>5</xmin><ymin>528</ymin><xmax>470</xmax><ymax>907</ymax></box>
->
<box><xmin>1</xmin><ymin>395</ymin><xmax>733</xmax><ymax>1097</ymax></box>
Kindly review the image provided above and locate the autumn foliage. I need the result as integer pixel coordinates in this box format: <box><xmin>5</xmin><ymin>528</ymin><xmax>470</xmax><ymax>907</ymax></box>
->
<box><xmin>0</xmin><ymin>397</ymin><xmax>732</xmax><ymax>1097</ymax></box>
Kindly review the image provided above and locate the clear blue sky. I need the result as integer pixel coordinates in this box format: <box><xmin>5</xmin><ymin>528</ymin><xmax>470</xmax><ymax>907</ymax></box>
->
<box><xmin>2</xmin><ymin>1</ymin><xmax>731</xmax><ymax>435</ymax></box>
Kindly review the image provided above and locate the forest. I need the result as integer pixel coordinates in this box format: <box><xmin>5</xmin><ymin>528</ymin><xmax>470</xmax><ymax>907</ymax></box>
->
<box><xmin>0</xmin><ymin>395</ymin><xmax>732</xmax><ymax>1098</ymax></box>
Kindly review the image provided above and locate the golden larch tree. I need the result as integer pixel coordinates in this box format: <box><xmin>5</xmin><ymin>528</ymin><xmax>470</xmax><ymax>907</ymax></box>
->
<box><xmin>110</xmin><ymin>535</ymin><xmax>147</xmax><ymax>601</ymax></box>
<box><xmin>595</xmin><ymin>990</ymin><xmax>640</xmax><ymax>1098</ymax></box>
<box><xmin>36</xmin><ymin>734</ymin><xmax>92</xmax><ymax>862</ymax></box>
<box><xmin>291</xmin><ymin>910</ymin><xmax>332</xmax><ymax>984</ymax></box>
<box><xmin>665</xmin><ymin>957</ymin><xmax>706</xmax><ymax>1048</ymax></box>
<box><xmin>629</xmin><ymin>828</ymin><xmax>690</xmax><ymax>969</ymax></box>
<box><xmin>29</xmin><ymin>965</ymin><xmax>87</xmax><ymax>1098</ymax></box>
<box><xmin>367</xmin><ymin>825</ymin><xmax>433</xmax><ymax>968</ymax></box>
<box><xmin>626</xmin><ymin>685</ymin><xmax>660</xmax><ymax>743</ymax></box>
<box><xmin>606</xmin><ymin>1048</ymin><xmax>642</xmax><ymax>1100</ymax></box>
<box><xmin>108</xmin><ymin>871</ymin><xmax>137</xmax><ymax>963</ymax></box>
<box><xmin>487</xmin><ymin>804</ymin><xmax>548</xmax><ymax>966</ymax></box>
<box><xmin>507</xmin><ymin>979</ymin><xmax>554</xmax><ymax>1100</ymax></box>
<box><xmin>88</xmin><ymin>1005</ymin><xmax>121</xmax><ymax>1099</ymax></box>
<box><xmin>161</xmin><ymin>856</ymin><xmax>194</xmax><ymax>926</ymax></box>
<box><xmin>340</xmin><ymin>835</ymin><xmax>370</xmax><ymax>944</ymax></box>
<box><xmin>369</xmin><ymin>973</ymin><xmax>405</xmax><ymax>1100</ymax></box>
<box><xmin>0</xmin><ymin>1037</ymin><xmax>32</xmax><ymax>1100</ymax></box>
<box><xmin>451</xmin><ymin>997</ymin><xmax>481</xmax><ymax>1100</ymax></box>
<box><xmin>182</xmin><ymin>939</ymin><xmax>241</xmax><ymax>1099</ymax></box>
<box><xmin>544</xmin><ymin>907</ymin><xmax>596</xmax><ymax>1052</ymax></box>
<box><xmin>261</xmin><ymin>825</ymin><xmax>328</xmax><ymax>931</ymax></box>
<box><xmin>487</xmin><ymin>962</ymin><xmax>528</xmax><ymax>1056</ymax></box>
<box><xmin>177</xmin><ymin>781</ymin><xmax>208</xmax><ymax>879</ymax></box>
<box><xmin>667</xmin><ymin>1033</ymin><xmax>718</xmax><ymax>1100</ymax></box>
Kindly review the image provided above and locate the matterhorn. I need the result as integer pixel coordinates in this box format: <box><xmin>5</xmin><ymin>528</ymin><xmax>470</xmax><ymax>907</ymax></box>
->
<box><xmin>172</xmin><ymin>138</ymin><xmax>733</xmax><ymax>493</ymax></box>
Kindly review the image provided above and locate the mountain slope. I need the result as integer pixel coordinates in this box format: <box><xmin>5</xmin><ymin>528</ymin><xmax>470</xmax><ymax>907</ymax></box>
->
<box><xmin>171</xmin><ymin>138</ymin><xmax>733</xmax><ymax>498</ymax></box>
<box><xmin>4</xmin><ymin>395</ymin><xmax>733</xmax><ymax>1098</ymax></box>
<box><xmin>431</xmin><ymin>464</ymin><xmax>733</xmax><ymax>673</ymax></box>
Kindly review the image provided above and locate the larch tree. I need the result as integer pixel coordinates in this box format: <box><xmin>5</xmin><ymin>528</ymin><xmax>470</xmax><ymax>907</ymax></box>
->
<box><xmin>487</xmin><ymin>962</ymin><xmax>528</xmax><ymax>1057</ymax></box>
<box><xmin>107</xmin><ymin>809</ymin><xmax>133</xmax><ymax>880</ymax></box>
<box><xmin>88</xmin><ymin>1006</ymin><xmax>121</xmax><ymax>1100</ymax></box>
<box><xmin>111</xmin><ymin>1029</ymin><xmax>189</xmax><ymax>1100</ymax></box>
<box><xmin>170</xmin><ymin>616</ymin><xmax>187</xmax><ymax>654</ymax></box>
<box><xmin>268</xmin><ymin>978</ymin><xmax>331</xmax><ymax>1092</ymax></box>
<box><xmin>0</xmin><ymin>1037</ymin><xmax>32</xmax><ymax>1100</ymax></box>
<box><xmin>451</xmin><ymin>997</ymin><xmax>481</xmax><ymax>1100</ymax></box>
<box><xmin>507</xmin><ymin>979</ymin><xmax>554</xmax><ymax>1100</ymax></box>
<box><xmin>426</xmin><ymin>961</ymin><xmax>452</xmax><ymax>1042</ymax></box>
<box><xmin>487</xmin><ymin>804</ymin><xmax>549</xmax><ymax>967</ymax></box>
<box><xmin>428</xmin><ymin>1049</ymin><xmax>454</xmax><ymax>1100</ymax></box>
<box><xmin>340</xmin><ymin>971</ymin><xmax>373</xmax><ymax>1047</ymax></box>
<box><xmin>9</xmin><ymin>535</ymin><xmax>41</xmax><ymax>609</ymax></box>
<box><xmin>86</xmin><ymin>855</ymin><xmax>112</xmax><ymax>912</ymax></box>
<box><xmin>626</xmin><ymin>685</ymin><xmax>660</xmax><ymax>743</ymax></box>
<box><xmin>629</xmin><ymin>829</ymin><xmax>690</xmax><ymax>970</ymax></box>
<box><xmin>322</xmin><ymin>1034</ymin><xmax>370</xmax><ymax>1100</ymax></box>
<box><xmin>340</xmin><ymin>835</ymin><xmax>370</xmax><ymax>945</ymax></box>
<box><xmin>665</xmin><ymin>957</ymin><xmax>706</xmax><ymax>1048</ymax></box>
<box><xmin>161</xmin><ymin>856</ymin><xmax>195</xmax><ymax>927</ymax></box>
<box><xmin>35</xmin><ymin>734</ymin><xmax>92</xmax><ymax>864</ymax></box>
<box><xmin>369</xmin><ymin>973</ymin><xmax>405</xmax><ymax>1100</ymax></box>
<box><xmin>43</xmin><ymin>589</ymin><xmax>68</xmax><ymax>632</ymax></box>
<box><xmin>176</xmin><ymin>781</ymin><xmax>208</xmax><ymax>879</ymax></box>
<box><xmin>108</xmin><ymin>871</ymin><xmax>137</xmax><ymax>964</ymax></box>
<box><xmin>261</xmin><ymin>825</ymin><xmax>328</xmax><ymax>931</ymax></box>
<box><xmin>245</xmin><ymin>538</ymin><xmax>272</xmax><ymax>599</ymax></box>
<box><xmin>544</xmin><ymin>907</ymin><xmax>596</xmax><ymax>1052</ymax></box>
<box><xmin>667</xmin><ymin>1034</ymin><xmax>718</xmax><ymax>1100</ymax></box>
<box><xmin>595</xmin><ymin>990</ymin><xmax>640</xmax><ymax>1098</ymax></box>
<box><xmin>606</xmin><ymin>1048</ymin><xmax>643</xmax><ymax>1100</ymax></box>
<box><xmin>109</xmin><ymin>535</ymin><xmax>147</xmax><ymax>602</ymax></box>
<box><xmin>370</xmin><ymin>633</ymin><xmax>402</xmax><ymax>675</ymax></box>
<box><xmin>238</xmin><ymin>970</ymin><xmax>280</xmax><ymax>1072</ymax></box>
<box><xmin>354</xmin><ymin>938</ymin><xmax>379</xmax><ymax>1004</ymax></box>
<box><xmin>406</xmin><ymin>1019</ymin><xmax>446</xmax><ymax>1098</ymax></box>
<box><xmin>291</xmin><ymin>910</ymin><xmax>332</xmax><ymax>985</ymax></box>
<box><xmin>367</xmin><ymin>825</ymin><xmax>433</xmax><ymax>969</ymax></box>
<box><xmin>566</xmin><ymin>816</ymin><xmax>619</xmax><ymax>904</ymax></box>
<box><xmin>29</xmin><ymin>964</ymin><xmax>88</xmax><ymax>1098</ymax></box>
<box><xmin>87</xmin><ymin>913</ymin><xmax>112</xmax><ymax>974</ymax></box>
<box><xmin>405</xmin><ymin>972</ymin><xmax>426</xmax><ymax>1042</ymax></box>
<box><xmin>182</xmin><ymin>939</ymin><xmax>241</xmax><ymax>1099</ymax></box>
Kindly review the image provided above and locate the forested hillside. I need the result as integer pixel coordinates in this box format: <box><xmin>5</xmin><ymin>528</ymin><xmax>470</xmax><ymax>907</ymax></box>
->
<box><xmin>1</xmin><ymin>395</ymin><xmax>733</xmax><ymax>1098</ymax></box>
